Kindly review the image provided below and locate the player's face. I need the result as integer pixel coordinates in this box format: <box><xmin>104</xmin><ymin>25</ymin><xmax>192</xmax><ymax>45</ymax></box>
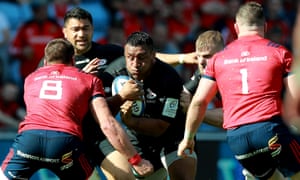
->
<box><xmin>125</xmin><ymin>44</ymin><xmax>155</xmax><ymax>81</ymax></box>
<box><xmin>196</xmin><ymin>48</ymin><xmax>214</xmax><ymax>74</ymax></box>
<box><xmin>63</xmin><ymin>18</ymin><xmax>93</xmax><ymax>55</ymax></box>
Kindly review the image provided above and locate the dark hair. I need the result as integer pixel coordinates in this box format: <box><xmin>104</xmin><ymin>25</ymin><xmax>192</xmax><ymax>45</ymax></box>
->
<box><xmin>63</xmin><ymin>7</ymin><xmax>93</xmax><ymax>26</ymax></box>
<box><xmin>126</xmin><ymin>32</ymin><xmax>155</xmax><ymax>53</ymax></box>
<box><xmin>44</xmin><ymin>38</ymin><xmax>74</xmax><ymax>64</ymax></box>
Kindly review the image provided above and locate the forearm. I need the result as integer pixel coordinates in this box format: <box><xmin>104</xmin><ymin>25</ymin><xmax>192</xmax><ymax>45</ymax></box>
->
<box><xmin>184</xmin><ymin>101</ymin><xmax>208</xmax><ymax>140</ymax></box>
<box><xmin>101</xmin><ymin>116</ymin><xmax>137</xmax><ymax>158</ymax></box>
<box><xmin>156</xmin><ymin>52</ymin><xmax>199</xmax><ymax>66</ymax></box>
<box><xmin>91</xmin><ymin>98</ymin><xmax>137</xmax><ymax>158</ymax></box>
<box><xmin>156</xmin><ymin>52</ymin><xmax>186</xmax><ymax>66</ymax></box>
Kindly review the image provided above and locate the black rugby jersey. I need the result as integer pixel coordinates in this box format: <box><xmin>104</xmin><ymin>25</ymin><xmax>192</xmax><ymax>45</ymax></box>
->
<box><xmin>103</xmin><ymin>56</ymin><xmax>186</xmax><ymax>145</ymax></box>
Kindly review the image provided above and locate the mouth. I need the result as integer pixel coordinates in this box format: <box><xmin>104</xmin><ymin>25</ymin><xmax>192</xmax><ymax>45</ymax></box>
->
<box><xmin>131</xmin><ymin>71</ymin><xmax>139</xmax><ymax>76</ymax></box>
<box><xmin>130</xmin><ymin>70</ymin><xmax>141</xmax><ymax>78</ymax></box>
<box><xmin>76</xmin><ymin>40</ymin><xmax>88</xmax><ymax>46</ymax></box>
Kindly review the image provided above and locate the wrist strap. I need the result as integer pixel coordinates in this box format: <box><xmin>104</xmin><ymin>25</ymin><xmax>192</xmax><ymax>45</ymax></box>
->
<box><xmin>128</xmin><ymin>153</ymin><xmax>142</xmax><ymax>166</ymax></box>
<box><xmin>184</xmin><ymin>131</ymin><xmax>195</xmax><ymax>140</ymax></box>
<box><xmin>178</xmin><ymin>54</ymin><xmax>185</xmax><ymax>64</ymax></box>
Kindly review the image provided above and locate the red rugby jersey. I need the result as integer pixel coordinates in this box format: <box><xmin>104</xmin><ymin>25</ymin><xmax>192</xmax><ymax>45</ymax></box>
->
<box><xmin>204</xmin><ymin>35</ymin><xmax>292</xmax><ymax>129</ymax></box>
<box><xmin>18</xmin><ymin>64</ymin><xmax>105</xmax><ymax>139</ymax></box>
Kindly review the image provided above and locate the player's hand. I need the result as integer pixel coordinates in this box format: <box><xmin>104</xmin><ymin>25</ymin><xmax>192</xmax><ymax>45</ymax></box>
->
<box><xmin>132</xmin><ymin>159</ymin><xmax>154</xmax><ymax>177</ymax></box>
<box><xmin>119</xmin><ymin>80</ymin><xmax>144</xmax><ymax>101</ymax></box>
<box><xmin>177</xmin><ymin>139</ymin><xmax>195</xmax><ymax>158</ymax></box>
<box><xmin>82</xmin><ymin>58</ymin><xmax>100</xmax><ymax>76</ymax></box>
<box><xmin>180</xmin><ymin>89</ymin><xmax>192</xmax><ymax>113</ymax></box>
<box><xmin>120</xmin><ymin>100</ymin><xmax>134</xmax><ymax>126</ymax></box>
<box><xmin>183</xmin><ymin>52</ymin><xmax>198</xmax><ymax>64</ymax></box>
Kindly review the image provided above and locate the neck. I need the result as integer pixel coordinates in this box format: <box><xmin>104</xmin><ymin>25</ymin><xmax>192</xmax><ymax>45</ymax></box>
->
<box><xmin>238</xmin><ymin>30</ymin><xmax>264</xmax><ymax>38</ymax></box>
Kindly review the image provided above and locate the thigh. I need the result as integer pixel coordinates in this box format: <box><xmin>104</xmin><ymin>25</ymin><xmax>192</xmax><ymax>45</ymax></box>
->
<box><xmin>56</xmin><ymin>152</ymin><xmax>93</xmax><ymax>180</ymax></box>
<box><xmin>142</xmin><ymin>168</ymin><xmax>168</xmax><ymax>180</ymax></box>
<box><xmin>125</xmin><ymin>129</ymin><xmax>165</xmax><ymax>171</ymax></box>
<box><xmin>43</xmin><ymin>131</ymin><xmax>93</xmax><ymax>180</ymax></box>
<box><xmin>99</xmin><ymin>139</ymin><xmax>134</xmax><ymax>179</ymax></box>
<box><xmin>1</xmin><ymin>132</ymin><xmax>42</xmax><ymax>179</ymax></box>
<box><xmin>100</xmin><ymin>138</ymin><xmax>165</xmax><ymax>180</ymax></box>
<box><xmin>226</xmin><ymin>119</ymin><xmax>286</xmax><ymax>179</ymax></box>
<box><xmin>274</xmin><ymin>126</ymin><xmax>300</xmax><ymax>176</ymax></box>
<box><xmin>101</xmin><ymin>150</ymin><xmax>135</xmax><ymax>180</ymax></box>
<box><xmin>163</xmin><ymin>150</ymin><xmax>197</xmax><ymax>180</ymax></box>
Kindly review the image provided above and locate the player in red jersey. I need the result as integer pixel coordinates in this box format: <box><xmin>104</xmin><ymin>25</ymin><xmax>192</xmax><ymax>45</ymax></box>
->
<box><xmin>178</xmin><ymin>2</ymin><xmax>300</xmax><ymax>180</ymax></box>
<box><xmin>0</xmin><ymin>38</ymin><xmax>153</xmax><ymax>180</ymax></box>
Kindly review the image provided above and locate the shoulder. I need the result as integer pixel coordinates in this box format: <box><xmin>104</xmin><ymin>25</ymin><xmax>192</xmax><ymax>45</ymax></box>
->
<box><xmin>155</xmin><ymin>59</ymin><xmax>177</xmax><ymax>72</ymax></box>
<box><xmin>104</xmin><ymin>56</ymin><xmax>127</xmax><ymax>76</ymax></box>
<box><xmin>90</xmin><ymin>42</ymin><xmax>124</xmax><ymax>63</ymax></box>
<box><xmin>153</xmin><ymin>59</ymin><xmax>183</xmax><ymax>82</ymax></box>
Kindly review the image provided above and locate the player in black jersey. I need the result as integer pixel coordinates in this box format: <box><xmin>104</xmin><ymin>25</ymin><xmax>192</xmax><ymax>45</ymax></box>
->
<box><xmin>98</xmin><ymin>32</ymin><xmax>197</xmax><ymax>180</ymax></box>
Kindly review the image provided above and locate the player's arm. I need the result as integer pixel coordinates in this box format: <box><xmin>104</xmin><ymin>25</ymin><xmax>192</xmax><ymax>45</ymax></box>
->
<box><xmin>178</xmin><ymin>78</ymin><xmax>218</xmax><ymax>157</ymax></box>
<box><xmin>182</xmin><ymin>73</ymin><xmax>223</xmax><ymax>128</ymax></box>
<box><xmin>181</xmin><ymin>89</ymin><xmax>223</xmax><ymax>128</ymax></box>
<box><xmin>90</xmin><ymin>96</ymin><xmax>154</xmax><ymax>176</ymax></box>
<box><xmin>180</xmin><ymin>71</ymin><xmax>201</xmax><ymax>112</ymax></box>
<box><xmin>184</xmin><ymin>78</ymin><xmax>218</xmax><ymax>139</ymax></box>
<box><xmin>283</xmin><ymin>73</ymin><xmax>300</xmax><ymax>134</ymax></box>
<box><xmin>156</xmin><ymin>52</ymin><xmax>198</xmax><ymax>66</ymax></box>
<box><xmin>120</xmin><ymin>100</ymin><xmax>170</xmax><ymax>137</ymax></box>
<box><xmin>107</xmin><ymin>79</ymin><xmax>143</xmax><ymax>116</ymax></box>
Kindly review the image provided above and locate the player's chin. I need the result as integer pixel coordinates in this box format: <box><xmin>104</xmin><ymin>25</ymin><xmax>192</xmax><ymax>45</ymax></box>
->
<box><xmin>130</xmin><ymin>73</ymin><xmax>140</xmax><ymax>80</ymax></box>
<box><xmin>76</xmin><ymin>44</ymin><xmax>88</xmax><ymax>50</ymax></box>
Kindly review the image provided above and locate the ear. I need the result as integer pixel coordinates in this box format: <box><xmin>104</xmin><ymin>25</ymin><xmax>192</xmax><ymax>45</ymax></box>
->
<box><xmin>62</xmin><ymin>27</ymin><xmax>67</xmax><ymax>38</ymax></box>
<box><xmin>151</xmin><ymin>52</ymin><xmax>156</xmax><ymax>63</ymax></box>
<box><xmin>234</xmin><ymin>23</ymin><xmax>239</xmax><ymax>35</ymax></box>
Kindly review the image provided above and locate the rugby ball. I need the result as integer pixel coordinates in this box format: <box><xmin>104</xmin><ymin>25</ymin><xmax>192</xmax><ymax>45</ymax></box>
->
<box><xmin>131</xmin><ymin>100</ymin><xmax>145</xmax><ymax>116</ymax></box>
<box><xmin>111</xmin><ymin>75</ymin><xmax>145</xmax><ymax>116</ymax></box>
<box><xmin>111</xmin><ymin>75</ymin><xmax>130</xmax><ymax>95</ymax></box>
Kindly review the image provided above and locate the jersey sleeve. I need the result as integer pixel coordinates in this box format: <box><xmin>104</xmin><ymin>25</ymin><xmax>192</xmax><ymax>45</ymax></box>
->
<box><xmin>184</xmin><ymin>70</ymin><xmax>201</xmax><ymax>94</ymax></box>
<box><xmin>92</xmin><ymin>76</ymin><xmax>106</xmax><ymax>99</ymax></box>
<box><xmin>203</xmin><ymin>56</ymin><xmax>217</xmax><ymax>81</ymax></box>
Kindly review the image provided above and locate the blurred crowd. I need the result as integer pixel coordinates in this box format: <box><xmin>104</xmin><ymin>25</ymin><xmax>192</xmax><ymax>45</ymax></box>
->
<box><xmin>0</xmin><ymin>0</ymin><xmax>298</xmax><ymax>129</ymax></box>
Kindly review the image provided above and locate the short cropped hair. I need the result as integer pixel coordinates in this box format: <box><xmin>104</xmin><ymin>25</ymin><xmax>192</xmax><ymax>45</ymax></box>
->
<box><xmin>63</xmin><ymin>7</ymin><xmax>93</xmax><ymax>27</ymax></box>
<box><xmin>195</xmin><ymin>30</ymin><xmax>224</xmax><ymax>54</ymax></box>
<box><xmin>44</xmin><ymin>38</ymin><xmax>74</xmax><ymax>64</ymax></box>
<box><xmin>236</xmin><ymin>1</ymin><xmax>265</xmax><ymax>27</ymax></box>
<box><xmin>126</xmin><ymin>32</ymin><xmax>155</xmax><ymax>53</ymax></box>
